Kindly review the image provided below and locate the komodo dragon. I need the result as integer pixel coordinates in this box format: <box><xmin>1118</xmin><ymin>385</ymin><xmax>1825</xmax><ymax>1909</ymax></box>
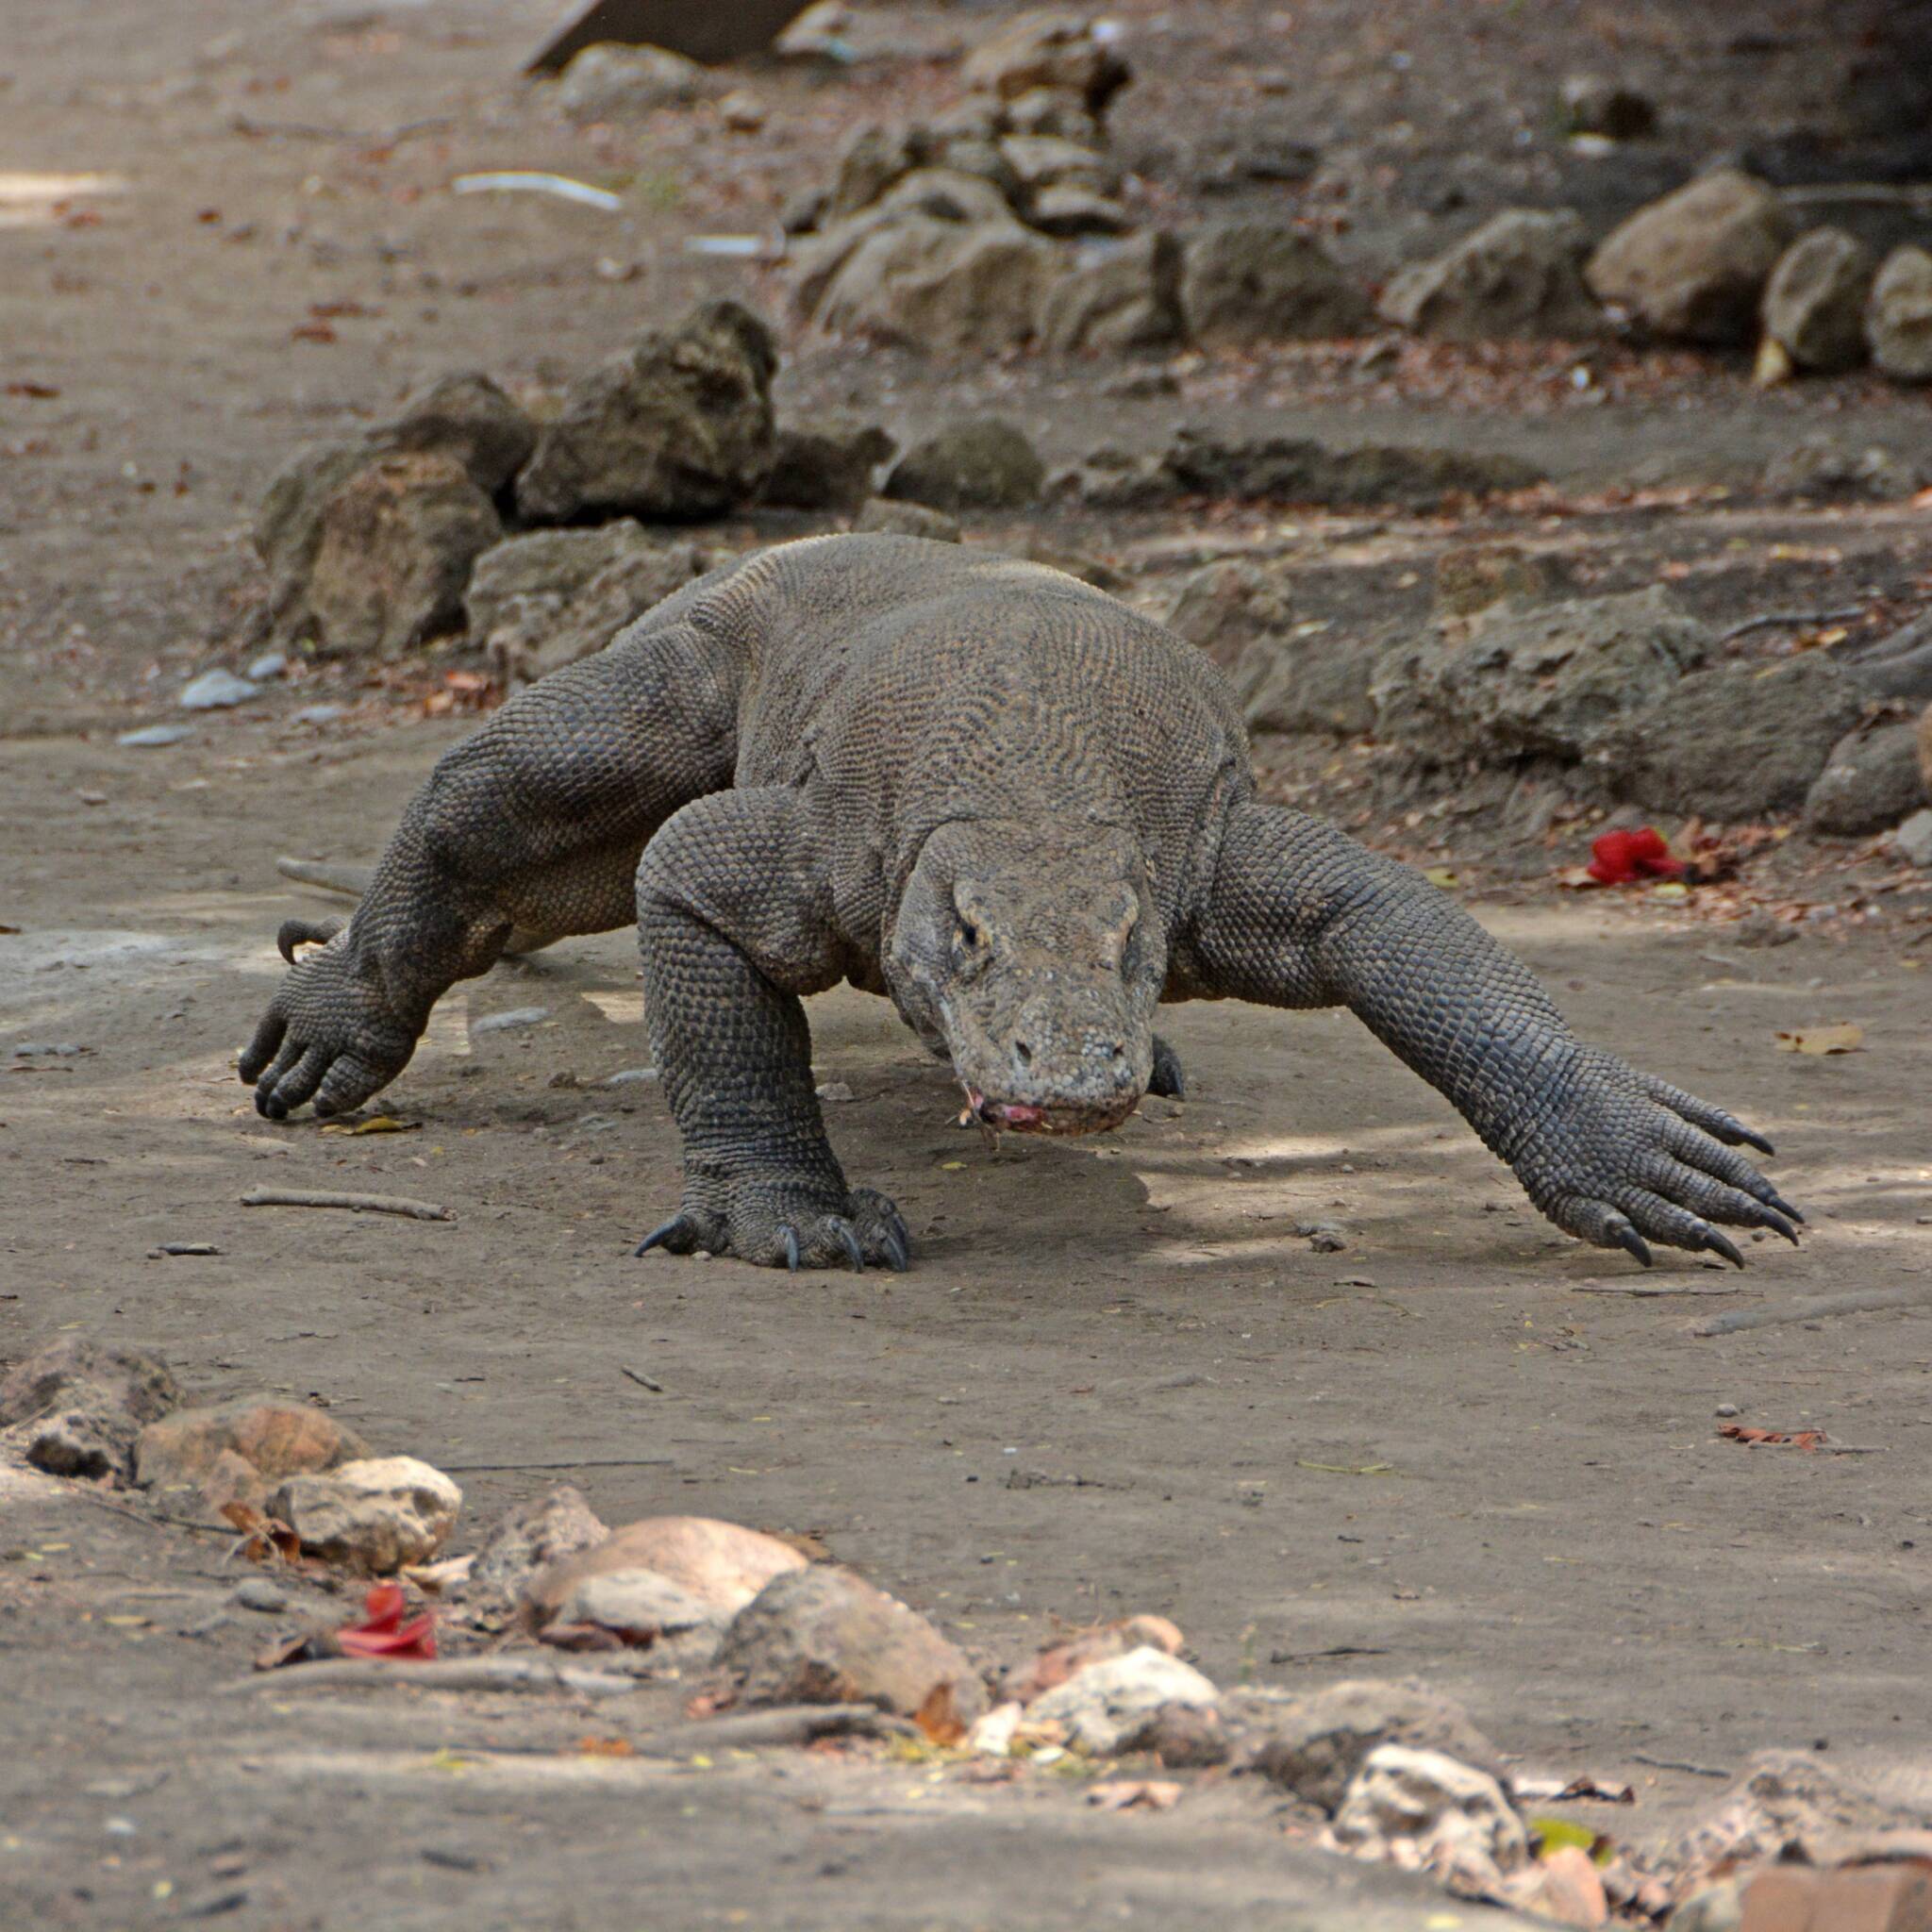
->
<box><xmin>243</xmin><ymin>534</ymin><xmax>1800</xmax><ymax>1273</ymax></box>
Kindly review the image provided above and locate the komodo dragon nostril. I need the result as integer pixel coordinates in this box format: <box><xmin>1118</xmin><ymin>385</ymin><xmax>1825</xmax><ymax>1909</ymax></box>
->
<box><xmin>1014</xmin><ymin>1040</ymin><xmax>1034</xmax><ymax>1067</ymax></box>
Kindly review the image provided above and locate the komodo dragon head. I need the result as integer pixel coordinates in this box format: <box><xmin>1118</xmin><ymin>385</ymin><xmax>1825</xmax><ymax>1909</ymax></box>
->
<box><xmin>885</xmin><ymin>820</ymin><xmax>1162</xmax><ymax>1136</ymax></box>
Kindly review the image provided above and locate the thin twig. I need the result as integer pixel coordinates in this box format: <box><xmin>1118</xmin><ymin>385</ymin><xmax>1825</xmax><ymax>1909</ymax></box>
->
<box><xmin>1574</xmin><ymin>1282</ymin><xmax>1743</xmax><ymax>1297</ymax></box>
<box><xmin>1781</xmin><ymin>184</ymin><xmax>1932</xmax><ymax>212</ymax></box>
<box><xmin>1716</xmin><ymin>608</ymin><xmax>1864</xmax><ymax>646</ymax></box>
<box><xmin>1633</xmin><ymin>1753</ymin><xmax>1731</xmax><ymax>1779</ymax></box>
<box><xmin>639</xmin><ymin>1705</ymin><xmax>916</xmax><ymax>1756</ymax></box>
<box><xmin>1695</xmin><ymin>1286</ymin><xmax>1932</xmax><ymax>1338</ymax></box>
<box><xmin>620</xmin><ymin>1367</ymin><xmax>665</xmax><ymax>1393</ymax></box>
<box><xmin>230</xmin><ymin>114</ymin><xmax>454</xmax><ymax>144</ymax></box>
<box><xmin>227</xmin><ymin>1657</ymin><xmax>642</xmax><ymax>1696</ymax></box>
<box><xmin>436</xmin><ymin>1457</ymin><xmax>675</xmax><ymax>1474</ymax></box>
<box><xmin>241</xmin><ymin>1186</ymin><xmax>454</xmax><ymax>1222</ymax></box>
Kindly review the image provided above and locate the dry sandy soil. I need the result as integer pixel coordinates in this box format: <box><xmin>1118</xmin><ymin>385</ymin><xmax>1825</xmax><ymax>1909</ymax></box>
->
<box><xmin>3</xmin><ymin>3</ymin><xmax>1931</xmax><ymax>1928</ymax></box>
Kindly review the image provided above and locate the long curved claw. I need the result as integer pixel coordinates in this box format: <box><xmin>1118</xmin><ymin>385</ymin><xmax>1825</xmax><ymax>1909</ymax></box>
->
<box><xmin>1702</xmin><ymin>1226</ymin><xmax>1745</xmax><ymax>1269</ymax></box>
<box><xmin>1755</xmin><ymin>1208</ymin><xmax>1800</xmax><ymax>1246</ymax></box>
<box><xmin>1609</xmin><ymin>1219</ymin><xmax>1654</xmax><ymax>1268</ymax></box>
<box><xmin>881</xmin><ymin>1225</ymin><xmax>909</xmax><ymax>1273</ymax></box>
<box><xmin>829</xmin><ymin>1220</ymin><xmax>866</xmax><ymax>1273</ymax></box>
<box><xmin>780</xmin><ymin>1224</ymin><xmax>801</xmax><ymax>1274</ymax></box>
<box><xmin>276</xmin><ymin>916</ymin><xmax>344</xmax><ymax>965</ymax></box>
<box><xmin>635</xmin><ymin>1216</ymin><xmax>691</xmax><ymax>1257</ymax></box>
<box><xmin>1737</xmin><ymin>1126</ymin><xmax>1775</xmax><ymax>1158</ymax></box>
<box><xmin>1767</xmin><ymin>1191</ymin><xmax>1805</xmax><ymax>1225</ymax></box>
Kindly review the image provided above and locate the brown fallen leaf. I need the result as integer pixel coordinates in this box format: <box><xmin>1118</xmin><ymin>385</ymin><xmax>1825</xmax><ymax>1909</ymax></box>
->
<box><xmin>221</xmin><ymin>1499</ymin><xmax>306</xmax><ymax>1566</ymax></box>
<box><xmin>1720</xmin><ymin>1424</ymin><xmax>1828</xmax><ymax>1452</ymax></box>
<box><xmin>1774</xmin><ymin>1024</ymin><xmax>1863</xmax><ymax>1056</ymax></box>
<box><xmin>914</xmin><ymin>1681</ymin><xmax>968</xmax><ymax>1747</ymax></box>
<box><xmin>1089</xmin><ymin>1780</ymin><xmax>1182</xmax><ymax>1812</ymax></box>
<box><xmin>574</xmin><ymin>1736</ymin><xmax>636</xmax><ymax>1758</ymax></box>
<box><xmin>1515</xmin><ymin>1773</ymin><xmax>1636</xmax><ymax>1805</ymax></box>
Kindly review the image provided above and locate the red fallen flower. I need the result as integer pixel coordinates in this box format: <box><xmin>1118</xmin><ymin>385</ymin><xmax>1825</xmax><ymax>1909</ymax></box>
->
<box><xmin>1586</xmin><ymin>826</ymin><xmax>1685</xmax><ymax>886</ymax></box>
<box><xmin>335</xmin><ymin>1582</ymin><xmax>437</xmax><ymax>1660</ymax></box>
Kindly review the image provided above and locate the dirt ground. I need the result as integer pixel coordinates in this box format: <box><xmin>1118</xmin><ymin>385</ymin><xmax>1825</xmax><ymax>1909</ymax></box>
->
<box><xmin>4</xmin><ymin>3</ymin><xmax>1932</xmax><ymax>1928</ymax></box>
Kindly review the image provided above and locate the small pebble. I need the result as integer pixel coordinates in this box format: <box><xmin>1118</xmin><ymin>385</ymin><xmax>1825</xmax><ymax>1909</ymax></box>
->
<box><xmin>231</xmin><ymin>1577</ymin><xmax>288</xmax><ymax>1613</ymax></box>
<box><xmin>118</xmin><ymin>724</ymin><xmax>193</xmax><ymax>748</ymax></box>
<box><xmin>245</xmin><ymin>650</ymin><xmax>289</xmax><ymax>681</ymax></box>
<box><xmin>151</xmin><ymin>1241</ymin><xmax>221</xmax><ymax>1258</ymax></box>
<box><xmin>816</xmin><ymin>1080</ymin><xmax>855</xmax><ymax>1103</ymax></box>
<box><xmin>1715</xmin><ymin>1403</ymin><xmax>1740</xmax><ymax>1418</ymax></box>
<box><xmin>178</xmin><ymin>669</ymin><xmax>258</xmax><ymax>711</ymax></box>
<box><xmin>470</xmin><ymin>1007</ymin><xmax>550</xmax><ymax>1035</ymax></box>
<box><xmin>603</xmin><ymin>1067</ymin><xmax>659</xmax><ymax>1088</ymax></box>
<box><xmin>291</xmin><ymin>704</ymin><xmax>344</xmax><ymax>725</ymax></box>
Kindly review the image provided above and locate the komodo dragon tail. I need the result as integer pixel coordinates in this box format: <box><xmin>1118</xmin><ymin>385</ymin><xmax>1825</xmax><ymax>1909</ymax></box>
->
<box><xmin>274</xmin><ymin>856</ymin><xmax>555</xmax><ymax>956</ymax></box>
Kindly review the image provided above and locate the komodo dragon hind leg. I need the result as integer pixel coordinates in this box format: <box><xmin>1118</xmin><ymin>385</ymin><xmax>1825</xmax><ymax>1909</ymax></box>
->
<box><xmin>276</xmin><ymin>857</ymin><xmax>556</xmax><ymax>955</ymax></box>
<box><xmin>1189</xmin><ymin>801</ymin><xmax>1800</xmax><ymax>1267</ymax></box>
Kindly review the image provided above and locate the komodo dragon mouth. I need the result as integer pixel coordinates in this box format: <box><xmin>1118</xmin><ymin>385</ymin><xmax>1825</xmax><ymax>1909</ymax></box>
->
<box><xmin>959</xmin><ymin>1084</ymin><xmax>1141</xmax><ymax>1136</ymax></box>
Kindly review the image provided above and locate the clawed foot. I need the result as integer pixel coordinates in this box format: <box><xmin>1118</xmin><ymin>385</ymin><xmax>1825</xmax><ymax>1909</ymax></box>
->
<box><xmin>239</xmin><ymin>928</ymin><xmax>420</xmax><ymax>1120</ymax></box>
<box><xmin>637</xmin><ymin>1182</ymin><xmax>909</xmax><ymax>1273</ymax></box>
<box><xmin>1147</xmin><ymin>1034</ymin><xmax>1186</xmax><ymax>1100</ymax></box>
<box><xmin>1513</xmin><ymin>1052</ymin><xmax>1801</xmax><ymax>1267</ymax></box>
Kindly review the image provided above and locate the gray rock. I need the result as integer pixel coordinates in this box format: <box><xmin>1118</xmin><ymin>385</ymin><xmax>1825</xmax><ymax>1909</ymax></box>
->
<box><xmin>959</xmin><ymin>10</ymin><xmax>1132</xmax><ymax>124</ymax></box>
<box><xmin>1379</xmin><ymin>209</ymin><xmax>1603</xmax><ymax>342</ymax></box>
<box><xmin>470</xmin><ymin>1006</ymin><xmax>551</xmax><ymax>1035</ymax></box>
<box><xmin>464</xmin><ymin>1484</ymin><xmax>609</xmax><ymax>1616</ymax></box>
<box><xmin>178</xmin><ymin>670</ymin><xmax>258</xmax><ymax>711</ymax></box>
<box><xmin>559</xmin><ymin>1569</ymin><xmax>725</xmax><ymax>1643</ymax></box>
<box><xmin>717</xmin><ymin>1565</ymin><xmax>987</xmax><ymax>1720</ymax></box>
<box><xmin>852</xmin><ymin>497</ymin><xmax>962</xmax><ymax>541</ymax></box>
<box><xmin>1027</xmin><ymin>184</ymin><xmax>1134</xmax><ymax>240</ymax></box>
<box><xmin>254</xmin><ymin>440</ymin><xmax>373</xmax><ymax>587</ymax></box>
<box><xmin>231</xmin><ymin>1576</ymin><xmax>290</xmax><ymax>1614</ymax></box>
<box><xmin>267</xmin><ymin>1456</ymin><xmax>461</xmax><ymax>1574</ymax></box>
<box><xmin>1762</xmin><ymin>228</ymin><xmax>1874</xmax><ymax>373</ymax></box>
<box><xmin>1027</xmin><ymin>1646</ymin><xmax>1219</xmax><ymax>1755</ymax></box>
<box><xmin>245</xmin><ymin>651</ymin><xmax>289</xmax><ymax>682</ymax></box>
<box><xmin>1037</xmin><ymin>231</ymin><xmax>1185</xmax><ymax>354</ymax></box>
<box><xmin>820</xmin><ymin>122</ymin><xmax>930</xmax><ymax>225</ymax></box>
<box><xmin>602</xmin><ymin>1066</ymin><xmax>659</xmax><ymax>1087</ymax></box>
<box><xmin>1843</xmin><ymin>612</ymin><xmax>1932</xmax><ymax>703</ymax></box>
<box><xmin>885</xmin><ymin>417</ymin><xmax>1044</xmax><ymax>510</ymax></box>
<box><xmin>1156</xmin><ymin>559</ymin><xmax>1291</xmax><ymax>670</ymax></box>
<box><xmin>1329</xmin><ymin>1744</ymin><xmax>1528</xmax><ymax>1878</ymax></box>
<box><xmin>814</xmin><ymin>215</ymin><xmax>1062</xmax><ymax>354</ymax></box>
<box><xmin>1804</xmin><ymin>723</ymin><xmax>1926</xmax><ymax>834</ymax></box>
<box><xmin>759</xmin><ymin>424</ymin><xmax>897</xmax><ymax>510</ymax></box>
<box><xmin>1594</xmin><ymin>652</ymin><xmax>1865</xmax><ymax>819</ymax></box>
<box><xmin>117</xmin><ymin>724</ymin><xmax>192</xmax><ymax>748</ymax></box>
<box><xmin>1181</xmin><ymin>223</ymin><xmax>1372</xmax><ymax>344</ymax></box>
<box><xmin>552</xmin><ymin>42</ymin><xmax>713</xmax><ymax>121</ymax></box>
<box><xmin>998</xmin><ymin>133</ymin><xmax>1120</xmax><ymax>199</ymax></box>
<box><xmin>1236</xmin><ymin>622</ymin><xmax>1381</xmax><ymax>739</ymax></box>
<box><xmin>1665</xmin><ymin>1880</ymin><xmax>1744</xmax><ymax>1932</ymax></box>
<box><xmin>291</xmin><ymin>705</ymin><xmax>342</xmax><ymax>726</ymax></box>
<box><xmin>1434</xmin><ymin>543</ymin><xmax>1574</xmax><ymax>620</ymax></box>
<box><xmin>1559</xmin><ymin>74</ymin><xmax>1657</xmax><ymax>140</ymax></box>
<box><xmin>1586</xmin><ymin>168</ymin><xmax>1793</xmax><ymax>345</ymax></box>
<box><xmin>1374</xmin><ymin>586</ymin><xmax>1711</xmax><ymax>764</ymax></box>
<box><xmin>0</xmin><ymin>1336</ymin><xmax>181</xmax><ymax>1484</ymax></box>
<box><xmin>1762</xmin><ymin>435</ymin><xmax>1924</xmax><ymax>503</ymax></box>
<box><xmin>465</xmin><ymin>524</ymin><xmax>708</xmax><ymax>689</ymax></box>
<box><xmin>1896</xmin><ymin>807</ymin><xmax>1932</xmax><ymax>866</ymax></box>
<box><xmin>374</xmin><ymin>372</ymin><xmax>537</xmax><ymax>496</ymax></box>
<box><xmin>1237</xmin><ymin>1678</ymin><xmax>1503</xmax><ymax>1814</ymax></box>
<box><xmin>1164</xmin><ymin>430</ymin><xmax>1543</xmax><ymax>509</ymax></box>
<box><xmin>1869</xmin><ymin>245</ymin><xmax>1932</xmax><ymax>382</ymax></box>
<box><xmin>1047</xmin><ymin>445</ymin><xmax>1177</xmax><ymax>510</ymax></box>
<box><xmin>516</xmin><ymin>300</ymin><xmax>777</xmax><ymax>524</ymax></box>
<box><xmin>304</xmin><ymin>453</ymin><xmax>502</xmax><ymax>657</ymax></box>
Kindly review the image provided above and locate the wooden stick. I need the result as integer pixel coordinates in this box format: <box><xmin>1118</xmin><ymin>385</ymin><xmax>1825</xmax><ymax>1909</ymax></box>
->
<box><xmin>1574</xmin><ymin>1282</ymin><xmax>1743</xmax><ymax>1297</ymax></box>
<box><xmin>1633</xmin><ymin>1753</ymin><xmax>1730</xmax><ymax>1779</ymax></box>
<box><xmin>229</xmin><ymin>1657</ymin><xmax>643</xmax><ymax>1696</ymax></box>
<box><xmin>1716</xmin><ymin>608</ymin><xmax>1863</xmax><ymax>645</ymax></box>
<box><xmin>637</xmin><ymin>1705</ymin><xmax>915</xmax><ymax>1755</ymax></box>
<box><xmin>436</xmin><ymin>1457</ymin><xmax>675</xmax><ymax>1474</ymax></box>
<box><xmin>1694</xmin><ymin>1286</ymin><xmax>1932</xmax><ymax>1338</ymax></box>
<box><xmin>241</xmin><ymin>1186</ymin><xmax>454</xmax><ymax>1222</ymax></box>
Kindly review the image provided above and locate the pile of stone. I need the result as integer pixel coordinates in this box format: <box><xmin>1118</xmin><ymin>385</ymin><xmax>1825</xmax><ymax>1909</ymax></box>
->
<box><xmin>244</xmin><ymin>301</ymin><xmax>907</xmax><ymax>690</ymax></box>
<box><xmin>1157</xmin><ymin>547</ymin><xmax>1932</xmax><ymax>839</ymax></box>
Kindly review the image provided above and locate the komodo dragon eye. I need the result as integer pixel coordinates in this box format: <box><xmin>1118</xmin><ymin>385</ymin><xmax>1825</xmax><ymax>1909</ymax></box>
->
<box><xmin>953</xmin><ymin>919</ymin><xmax>986</xmax><ymax>954</ymax></box>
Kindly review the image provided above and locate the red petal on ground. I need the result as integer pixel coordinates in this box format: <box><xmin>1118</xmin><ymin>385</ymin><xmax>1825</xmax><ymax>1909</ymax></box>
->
<box><xmin>1586</xmin><ymin>827</ymin><xmax>1687</xmax><ymax>885</ymax></box>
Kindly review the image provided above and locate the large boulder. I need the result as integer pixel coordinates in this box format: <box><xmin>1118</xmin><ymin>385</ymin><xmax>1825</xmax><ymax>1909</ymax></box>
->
<box><xmin>1762</xmin><ymin>228</ymin><xmax>1875</xmax><ymax>374</ymax></box>
<box><xmin>1181</xmin><ymin>223</ymin><xmax>1372</xmax><ymax>343</ymax></box>
<box><xmin>1843</xmin><ymin>612</ymin><xmax>1932</xmax><ymax>704</ymax></box>
<box><xmin>0</xmin><ymin>1337</ymin><xmax>179</xmax><ymax>1484</ymax></box>
<box><xmin>1024</xmin><ymin>1645</ymin><xmax>1218</xmax><ymax>1755</ymax></box>
<box><xmin>464</xmin><ymin>1485</ymin><xmax>609</xmax><ymax>1619</ymax></box>
<box><xmin>464</xmin><ymin>524</ymin><xmax>708</xmax><ymax>689</ymax></box>
<box><xmin>1585</xmin><ymin>168</ymin><xmax>1792</xmax><ymax>344</ymax></box>
<box><xmin>1804</xmin><ymin>722</ymin><xmax>1927</xmax><ymax>835</ymax></box>
<box><xmin>716</xmin><ymin>1565</ymin><xmax>987</xmax><ymax>1720</ymax></box>
<box><xmin>814</xmin><ymin>217</ymin><xmax>1062</xmax><ymax>353</ymax></box>
<box><xmin>1037</xmin><ymin>231</ymin><xmax>1185</xmax><ymax>353</ymax></box>
<box><xmin>1155</xmin><ymin>558</ymin><xmax>1292</xmax><ymax>670</ymax></box>
<box><xmin>1592</xmin><ymin>652</ymin><xmax>1866</xmax><ymax>819</ymax></box>
<box><xmin>1869</xmin><ymin>245</ymin><xmax>1932</xmax><ymax>382</ymax></box>
<box><xmin>1236</xmin><ymin>624</ymin><xmax>1383</xmax><ymax>739</ymax></box>
<box><xmin>516</xmin><ymin>300</ymin><xmax>777</xmax><ymax>524</ymax></box>
<box><xmin>135</xmin><ymin>1397</ymin><xmax>367</xmax><ymax>1500</ymax></box>
<box><xmin>304</xmin><ymin>453</ymin><xmax>503</xmax><ymax>657</ymax></box>
<box><xmin>254</xmin><ymin>441</ymin><xmax>380</xmax><ymax>590</ymax></box>
<box><xmin>375</xmin><ymin>373</ymin><xmax>536</xmax><ymax>496</ymax></box>
<box><xmin>1379</xmin><ymin>209</ymin><xmax>1603</xmax><ymax>341</ymax></box>
<box><xmin>884</xmin><ymin>417</ymin><xmax>1044</xmax><ymax>509</ymax></box>
<box><xmin>1373</xmin><ymin>586</ymin><xmax>1711</xmax><ymax>764</ymax></box>
<box><xmin>1164</xmin><ymin>430</ymin><xmax>1542</xmax><ymax>510</ymax></box>
<box><xmin>526</xmin><ymin>1516</ymin><xmax>808</xmax><ymax>1624</ymax></box>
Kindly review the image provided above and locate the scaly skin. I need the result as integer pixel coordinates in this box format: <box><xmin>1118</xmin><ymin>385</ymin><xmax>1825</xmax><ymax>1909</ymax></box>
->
<box><xmin>243</xmin><ymin>534</ymin><xmax>1800</xmax><ymax>1272</ymax></box>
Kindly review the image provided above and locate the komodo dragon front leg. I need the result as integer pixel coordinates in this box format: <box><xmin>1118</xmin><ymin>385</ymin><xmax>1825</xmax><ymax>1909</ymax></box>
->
<box><xmin>631</xmin><ymin>787</ymin><xmax>910</xmax><ymax>1273</ymax></box>
<box><xmin>241</xmin><ymin>621</ymin><xmax>737</xmax><ymax>1119</ymax></box>
<box><xmin>1190</xmin><ymin>803</ymin><xmax>1801</xmax><ymax>1266</ymax></box>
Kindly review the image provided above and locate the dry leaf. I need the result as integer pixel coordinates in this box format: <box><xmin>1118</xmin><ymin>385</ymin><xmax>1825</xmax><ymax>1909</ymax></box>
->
<box><xmin>574</xmin><ymin>1736</ymin><xmax>636</xmax><ymax>1758</ymax></box>
<box><xmin>318</xmin><ymin>1114</ymin><xmax>419</xmax><ymax>1137</ymax></box>
<box><xmin>914</xmin><ymin>1681</ymin><xmax>969</xmax><ymax>1746</ymax></box>
<box><xmin>1720</xmin><ymin>1423</ymin><xmax>1827</xmax><ymax>1452</ymax></box>
<box><xmin>1774</xmin><ymin>1024</ymin><xmax>1863</xmax><ymax>1056</ymax></box>
<box><xmin>1089</xmin><ymin>1780</ymin><xmax>1181</xmax><ymax>1812</ymax></box>
<box><xmin>221</xmin><ymin>1499</ymin><xmax>304</xmax><ymax>1566</ymax></box>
